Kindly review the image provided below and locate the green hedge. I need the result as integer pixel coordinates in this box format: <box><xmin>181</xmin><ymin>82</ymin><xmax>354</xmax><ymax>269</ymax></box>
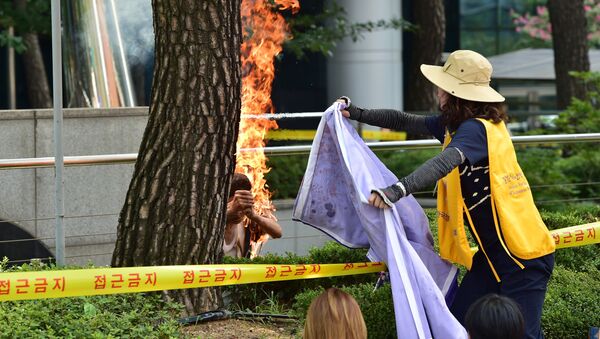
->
<box><xmin>223</xmin><ymin>242</ymin><xmax>375</xmax><ymax>310</ymax></box>
<box><xmin>0</xmin><ymin>294</ymin><xmax>182</xmax><ymax>338</ymax></box>
<box><xmin>543</xmin><ymin>266</ymin><xmax>600</xmax><ymax>339</ymax></box>
<box><xmin>540</xmin><ymin>206</ymin><xmax>600</xmax><ymax>271</ymax></box>
<box><xmin>0</xmin><ymin>259</ymin><xmax>182</xmax><ymax>338</ymax></box>
<box><xmin>236</xmin><ymin>205</ymin><xmax>599</xmax><ymax>338</ymax></box>
<box><xmin>265</xmin><ymin>154</ymin><xmax>309</xmax><ymax>199</ymax></box>
<box><xmin>290</xmin><ymin>265</ymin><xmax>600</xmax><ymax>339</ymax></box>
<box><xmin>1</xmin><ymin>205</ymin><xmax>596</xmax><ymax>338</ymax></box>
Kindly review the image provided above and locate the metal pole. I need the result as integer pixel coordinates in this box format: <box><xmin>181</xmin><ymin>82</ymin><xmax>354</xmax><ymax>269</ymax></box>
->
<box><xmin>8</xmin><ymin>26</ymin><xmax>16</xmax><ymax>109</ymax></box>
<box><xmin>51</xmin><ymin>0</ymin><xmax>65</xmax><ymax>266</ymax></box>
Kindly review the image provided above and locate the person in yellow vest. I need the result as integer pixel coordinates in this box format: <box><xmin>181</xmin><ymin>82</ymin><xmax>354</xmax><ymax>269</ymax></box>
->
<box><xmin>337</xmin><ymin>50</ymin><xmax>555</xmax><ymax>339</ymax></box>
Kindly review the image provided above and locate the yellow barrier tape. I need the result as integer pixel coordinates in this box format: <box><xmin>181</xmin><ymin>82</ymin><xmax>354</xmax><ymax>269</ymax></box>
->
<box><xmin>0</xmin><ymin>262</ymin><xmax>384</xmax><ymax>302</ymax></box>
<box><xmin>362</xmin><ymin>130</ymin><xmax>407</xmax><ymax>141</ymax></box>
<box><xmin>1</xmin><ymin>224</ymin><xmax>596</xmax><ymax>302</ymax></box>
<box><xmin>268</xmin><ymin>129</ymin><xmax>315</xmax><ymax>140</ymax></box>
<box><xmin>470</xmin><ymin>221</ymin><xmax>600</xmax><ymax>254</ymax></box>
<box><xmin>267</xmin><ymin>129</ymin><xmax>406</xmax><ymax>141</ymax></box>
<box><xmin>550</xmin><ymin>221</ymin><xmax>600</xmax><ymax>249</ymax></box>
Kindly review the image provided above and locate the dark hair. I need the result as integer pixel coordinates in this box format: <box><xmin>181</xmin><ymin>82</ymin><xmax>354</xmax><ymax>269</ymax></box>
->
<box><xmin>441</xmin><ymin>94</ymin><xmax>508</xmax><ymax>131</ymax></box>
<box><xmin>229</xmin><ymin>173</ymin><xmax>252</xmax><ymax>197</ymax></box>
<box><xmin>465</xmin><ymin>294</ymin><xmax>525</xmax><ymax>339</ymax></box>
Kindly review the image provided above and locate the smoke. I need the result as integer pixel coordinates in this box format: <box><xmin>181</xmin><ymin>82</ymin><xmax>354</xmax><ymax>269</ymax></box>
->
<box><xmin>111</xmin><ymin>0</ymin><xmax>154</xmax><ymax>65</ymax></box>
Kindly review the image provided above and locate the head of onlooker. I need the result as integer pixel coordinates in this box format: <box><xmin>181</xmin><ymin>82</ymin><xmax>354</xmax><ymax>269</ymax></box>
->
<box><xmin>465</xmin><ymin>293</ymin><xmax>525</xmax><ymax>339</ymax></box>
<box><xmin>303</xmin><ymin>287</ymin><xmax>367</xmax><ymax>339</ymax></box>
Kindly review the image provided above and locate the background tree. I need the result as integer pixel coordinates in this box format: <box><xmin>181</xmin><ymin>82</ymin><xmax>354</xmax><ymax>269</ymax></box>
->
<box><xmin>111</xmin><ymin>0</ymin><xmax>242</xmax><ymax>315</ymax></box>
<box><xmin>547</xmin><ymin>0</ymin><xmax>590</xmax><ymax>109</ymax></box>
<box><xmin>0</xmin><ymin>0</ymin><xmax>51</xmax><ymax>108</ymax></box>
<box><xmin>283</xmin><ymin>2</ymin><xmax>411</xmax><ymax>59</ymax></box>
<box><xmin>404</xmin><ymin>0</ymin><xmax>445</xmax><ymax>114</ymax></box>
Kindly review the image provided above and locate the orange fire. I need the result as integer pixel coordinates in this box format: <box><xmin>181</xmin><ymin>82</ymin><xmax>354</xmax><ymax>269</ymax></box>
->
<box><xmin>237</xmin><ymin>0</ymin><xmax>299</xmax><ymax>257</ymax></box>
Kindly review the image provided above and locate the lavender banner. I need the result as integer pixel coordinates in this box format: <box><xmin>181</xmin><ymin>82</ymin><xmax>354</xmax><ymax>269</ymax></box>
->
<box><xmin>293</xmin><ymin>103</ymin><xmax>467</xmax><ymax>339</ymax></box>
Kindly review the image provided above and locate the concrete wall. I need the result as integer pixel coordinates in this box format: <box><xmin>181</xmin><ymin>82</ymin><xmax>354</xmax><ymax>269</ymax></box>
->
<box><xmin>0</xmin><ymin>108</ymin><xmax>334</xmax><ymax>266</ymax></box>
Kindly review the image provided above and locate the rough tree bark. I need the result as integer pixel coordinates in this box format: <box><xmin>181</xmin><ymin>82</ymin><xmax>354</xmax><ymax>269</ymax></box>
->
<box><xmin>14</xmin><ymin>0</ymin><xmax>52</xmax><ymax>108</ymax></box>
<box><xmin>405</xmin><ymin>0</ymin><xmax>445</xmax><ymax>114</ymax></box>
<box><xmin>21</xmin><ymin>33</ymin><xmax>52</xmax><ymax>108</ymax></box>
<box><xmin>111</xmin><ymin>0</ymin><xmax>242</xmax><ymax>315</ymax></box>
<box><xmin>548</xmin><ymin>0</ymin><xmax>590</xmax><ymax>109</ymax></box>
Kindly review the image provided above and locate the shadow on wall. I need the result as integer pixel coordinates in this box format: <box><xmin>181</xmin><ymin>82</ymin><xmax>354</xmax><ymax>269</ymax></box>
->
<box><xmin>0</xmin><ymin>220</ymin><xmax>54</xmax><ymax>267</ymax></box>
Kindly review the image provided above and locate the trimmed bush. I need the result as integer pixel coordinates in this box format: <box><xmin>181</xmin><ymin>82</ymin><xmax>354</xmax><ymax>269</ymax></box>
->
<box><xmin>0</xmin><ymin>293</ymin><xmax>182</xmax><ymax>338</ymax></box>
<box><xmin>543</xmin><ymin>266</ymin><xmax>600</xmax><ymax>339</ymax></box>
<box><xmin>0</xmin><ymin>259</ymin><xmax>182</xmax><ymax>338</ymax></box>
<box><xmin>290</xmin><ymin>267</ymin><xmax>600</xmax><ymax>339</ymax></box>
<box><xmin>266</xmin><ymin>154</ymin><xmax>309</xmax><ymax>199</ymax></box>
<box><xmin>223</xmin><ymin>242</ymin><xmax>376</xmax><ymax>311</ymax></box>
<box><xmin>541</xmin><ymin>206</ymin><xmax>600</xmax><ymax>271</ymax></box>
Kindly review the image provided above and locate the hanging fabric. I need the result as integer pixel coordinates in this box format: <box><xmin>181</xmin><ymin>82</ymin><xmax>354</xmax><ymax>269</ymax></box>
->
<box><xmin>293</xmin><ymin>103</ymin><xmax>466</xmax><ymax>339</ymax></box>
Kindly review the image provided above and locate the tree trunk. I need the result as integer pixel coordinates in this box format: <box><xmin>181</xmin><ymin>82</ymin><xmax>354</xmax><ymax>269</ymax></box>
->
<box><xmin>405</xmin><ymin>0</ymin><xmax>445</xmax><ymax>114</ymax></box>
<box><xmin>548</xmin><ymin>0</ymin><xmax>590</xmax><ymax>109</ymax></box>
<box><xmin>21</xmin><ymin>33</ymin><xmax>52</xmax><ymax>108</ymax></box>
<box><xmin>14</xmin><ymin>0</ymin><xmax>52</xmax><ymax>108</ymax></box>
<box><xmin>111</xmin><ymin>0</ymin><xmax>242</xmax><ymax>316</ymax></box>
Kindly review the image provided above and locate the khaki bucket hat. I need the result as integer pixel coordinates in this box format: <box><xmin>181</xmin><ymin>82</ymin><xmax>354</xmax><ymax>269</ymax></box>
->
<box><xmin>420</xmin><ymin>50</ymin><xmax>505</xmax><ymax>103</ymax></box>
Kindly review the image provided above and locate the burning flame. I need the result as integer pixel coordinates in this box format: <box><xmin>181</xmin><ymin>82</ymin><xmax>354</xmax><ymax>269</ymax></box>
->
<box><xmin>237</xmin><ymin>0</ymin><xmax>299</xmax><ymax>258</ymax></box>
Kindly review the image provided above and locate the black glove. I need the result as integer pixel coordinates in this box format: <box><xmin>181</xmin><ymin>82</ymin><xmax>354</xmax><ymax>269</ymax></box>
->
<box><xmin>371</xmin><ymin>182</ymin><xmax>406</xmax><ymax>207</ymax></box>
<box><xmin>337</xmin><ymin>96</ymin><xmax>351</xmax><ymax>107</ymax></box>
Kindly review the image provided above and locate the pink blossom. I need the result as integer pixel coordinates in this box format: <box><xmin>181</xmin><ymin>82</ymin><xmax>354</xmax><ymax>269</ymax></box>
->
<box><xmin>536</xmin><ymin>6</ymin><xmax>547</xmax><ymax>16</ymax></box>
<box><xmin>540</xmin><ymin>30</ymin><xmax>551</xmax><ymax>41</ymax></box>
<box><xmin>584</xmin><ymin>5</ymin><xmax>592</xmax><ymax>11</ymax></box>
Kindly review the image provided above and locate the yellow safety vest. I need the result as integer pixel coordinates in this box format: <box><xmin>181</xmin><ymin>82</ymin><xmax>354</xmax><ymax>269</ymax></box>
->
<box><xmin>437</xmin><ymin>119</ymin><xmax>555</xmax><ymax>280</ymax></box>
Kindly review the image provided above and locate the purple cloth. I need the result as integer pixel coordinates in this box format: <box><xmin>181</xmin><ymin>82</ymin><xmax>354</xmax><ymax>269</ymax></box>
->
<box><xmin>293</xmin><ymin>103</ymin><xmax>467</xmax><ymax>339</ymax></box>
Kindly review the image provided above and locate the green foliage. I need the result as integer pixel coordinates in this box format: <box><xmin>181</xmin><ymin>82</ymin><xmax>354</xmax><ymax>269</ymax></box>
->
<box><xmin>0</xmin><ymin>260</ymin><xmax>182</xmax><ymax>338</ymax></box>
<box><xmin>306</xmin><ymin>240</ymin><xmax>369</xmax><ymax>264</ymax></box>
<box><xmin>0</xmin><ymin>294</ymin><xmax>182</xmax><ymax>338</ymax></box>
<box><xmin>292</xmin><ymin>283</ymin><xmax>395</xmax><ymax>339</ymax></box>
<box><xmin>284</xmin><ymin>2</ymin><xmax>412</xmax><ymax>59</ymax></box>
<box><xmin>541</xmin><ymin>204</ymin><xmax>600</xmax><ymax>231</ymax></box>
<box><xmin>0</xmin><ymin>33</ymin><xmax>26</xmax><ymax>52</ymax></box>
<box><xmin>542</xmin><ymin>266</ymin><xmax>600</xmax><ymax>339</ymax></box>
<box><xmin>223</xmin><ymin>242</ymin><xmax>374</xmax><ymax>312</ymax></box>
<box><xmin>551</xmin><ymin>72</ymin><xmax>600</xmax><ymax>203</ymax></box>
<box><xmin>2</xmin><ymin>204</ymin><xmax>597</xmax><ymax>338</ymax></box>
<box><xmin>517</xmin><ymin>147</ymin><xmax>576</xmax><ymax>202</ymax></box>
<box><xmin>265</xmin><ymin>154</ymin><xmax>308</xmax><ymax>200</ymax></box>
<box><xmin>540</xmin><ymin>206</ymin><xmax>600</xmax><ymax>272</ymax></box>
<box><xmin>286</xmin><ymin>206</ymin><xmax>599</xmax><ymax>339</ymax></box>
<box><xmin>290</xmin><ymin>287</ymin><xmax>321</xmax><ymax>319</ymax></box>
<box><xmin>516</xmin><ymin>71</ymin><xmax>600</xmax><ymax>205</ymax></box>
<box><xmin>554</xmin><ymin>72</ymin><xmax>600</xmax><ymax>134</ymax></box>
<box><xmin>375</xmin><ymin>149</ymin><xmax>439</xmax><ymax>190</ymax></box>
<box><xmin>0</xmin><ymin>0</ymin><xmax>50</xmax><ymax>51</ymax></box>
